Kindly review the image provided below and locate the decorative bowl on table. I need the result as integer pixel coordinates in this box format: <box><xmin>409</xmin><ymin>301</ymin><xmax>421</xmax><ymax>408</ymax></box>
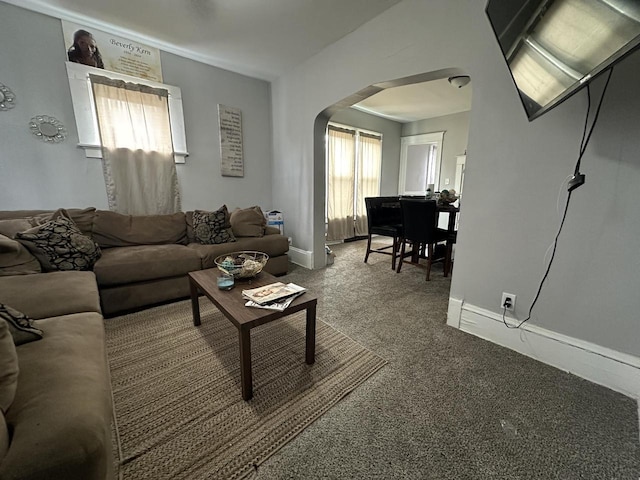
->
<box><xmin>214</xmin><ymin>251</ymin><xmax>269</xmax><ymax>279</ymax></box>
<box><xmin>437</xmin><ymin>189</ymin><xmax>459</xmax><ymax>206</ymax></box>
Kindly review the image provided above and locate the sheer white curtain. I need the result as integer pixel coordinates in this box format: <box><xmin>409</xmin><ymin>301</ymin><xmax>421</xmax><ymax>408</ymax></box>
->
<box><xmin>326</xmin><ymin>127</ymin><xmax>355</xmax><ymax>241</ymax></box>
<box><xmin>90</xmin><ymin>74</ymin><xmax>180</xmax><ymax>215</ymax></box>
<box><xmin>354</xmin><ymin>133</ymin><xmax>382</xmax><ymax>236</ymax></box>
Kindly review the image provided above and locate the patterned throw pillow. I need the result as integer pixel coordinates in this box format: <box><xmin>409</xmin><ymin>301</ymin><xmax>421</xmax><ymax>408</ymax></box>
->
<box><xmin>16</xmin><ymin>214</ymin><xmax>102</xmax><ymax>271</ymax></box>
<box><xmin>193</xmin><ymin>206</ymin><xmax>236</xmax><ymax>245</ymax></box>
<box><xmin>0</xmin><ymin>304</ymin><xmax>43</xmax><ymax>345</ymax></box>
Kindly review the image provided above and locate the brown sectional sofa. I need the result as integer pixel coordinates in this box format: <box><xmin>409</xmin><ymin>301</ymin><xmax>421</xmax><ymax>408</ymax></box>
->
<box><xmin>0</xmin><ymin>271</ymin><xmax>112</xmax><ymax>480</ymax></box>
<box><xmin>0</xmin><ymin>207</ymin><xmax>289</xmax><ymax>316</ymax></box>
<box><xmin>0</xmin><ymin>207</ymin><xmax>289</xmax><ymax>480</ymax></box>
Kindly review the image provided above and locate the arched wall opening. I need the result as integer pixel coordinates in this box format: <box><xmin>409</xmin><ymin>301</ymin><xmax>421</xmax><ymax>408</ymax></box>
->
<box><xmin>311</xmin><ymin>68</ymin><xmax>471</xmax><ymax>269</ymax></box>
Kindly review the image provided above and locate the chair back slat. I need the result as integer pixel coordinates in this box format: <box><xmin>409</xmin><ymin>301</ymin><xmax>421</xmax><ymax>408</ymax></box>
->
<box><xmin>365</xmin><ymin>196</ymin><xmax>401</xmax><ymax>229</ymax></box>
<box><xmin>400</xmin><ymin>199</ymin><xmax>438</xmax><ymax>243</ymax></box>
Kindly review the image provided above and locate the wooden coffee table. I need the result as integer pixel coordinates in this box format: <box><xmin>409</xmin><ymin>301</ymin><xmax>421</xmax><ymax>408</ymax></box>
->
<box><xmin>188</xmin><ymin>269</ymin><xmax>317</xmax><ymax>401</ymax></box>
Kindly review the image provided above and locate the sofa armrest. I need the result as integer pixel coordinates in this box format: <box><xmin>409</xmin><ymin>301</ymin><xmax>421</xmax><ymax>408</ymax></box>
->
<box><xmin>264</xmin><ymin>226</ymin><xmax>283</xmax><ymax>236</ymax></box>
<box><xmin>0</xmin><ymin>272</ymin><xmax>101</xmax><ymax>319</ymax></box>
<box><xmin>1</xmin><ymin>313</ymin><xmax>111</xmax><ymax>480</ymax></box>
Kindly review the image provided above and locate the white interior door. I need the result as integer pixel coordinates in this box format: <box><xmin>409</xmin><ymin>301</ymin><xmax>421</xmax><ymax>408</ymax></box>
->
<box><xmin>398</xmin><ymin>132</ymin><xmax>444</xmax><ymax>195</ymax></box>
<box><xmin>454</xmin><ymin>154</ymin><xmax>466</xmax><ymax>195</ymax></box>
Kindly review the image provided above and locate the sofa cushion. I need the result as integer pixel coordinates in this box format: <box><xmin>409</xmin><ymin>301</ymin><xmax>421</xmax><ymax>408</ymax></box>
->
<box><xmin>188</xmin><ymin>234</ymin><xmax>289</xmax><ymax>269</ymax></box>
<box><xmin>100</xmin><ymin>276</ymin><xmax>191</xmax><ymax>317</ymax></box>
<box><xmin>0</xmin><ymin>410</ymin><xmax>8</xmax><ymax>463</ymax></box>
<box><xmin>16</xmin><ymin>213</ymin><xmax>102</xmax><ymax>271</ymax></box>
<box><xmin>0</xmin><ymin>208</ymin><xmax>97</xmax><ymax>237</ymax></box>
<box><xmin>192</xmin><ymin>206</ymin><xmax>236</xmax><ymax>244</ymax></box>
<box><xmin>92</xmin><ymin>210</ymin><xmax>187</xmax><ymax>247</ymax></box>
<box><xmin>0</xmin><ymin>233</ymin><xmax>41</xmax><ymax>276</ymax></box>
<box><xmin>265</xmin><ymin>225</ymin><xmax>282</xmax><ymax>236</ymax></box>
<box><xmin>0</xmin><ymin>218</ymin><xmax>34</xmax><ymax>238</ymax></box>
<box><xmin>93</xmin><ymin>244</ymin><xmax>202</xmax><ymax>286</ymax></box>
<box><xmin>0</xmin><ymin>210</ymin><xmax>56</xmax><ymax>221</ymax></box>
<box><xmin>230</xmin><ymin>206</ymin><xmax>266</xmax><ymax>237</ymax></box>
<box><xmin>0</xmin><ymin>304</ymin><xmax>43</xmax><ymax>345</ymax></box>
<box><xmin>31</xmin><ymin>207</ymin><xmax>97</xmax><ymax>237</ymax></box>
<box><xmin>0</xmin><ymin>319</ymin><xmax>18</xmax><ymax>414</ymax></box>
<box><xmin>185</xmin><ymin>211</ymin><xmax>196</xmax><ymax>243</ymax></box>
<box><xmin>1</xmin><ymin>312</ymin><xmax>112</xmax><ymax>480</ymax></box>
<box><xmin>0</xmin><ymin>271</ymin><xmax>102</xmax><ymax>320</ymax></box>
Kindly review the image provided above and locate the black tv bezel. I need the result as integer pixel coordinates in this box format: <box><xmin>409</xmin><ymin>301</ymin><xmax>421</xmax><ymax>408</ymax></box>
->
<box><xmin>485</xmin><ymin>0</ymin><xmax>640</xmax><ymax>121</ymax></box>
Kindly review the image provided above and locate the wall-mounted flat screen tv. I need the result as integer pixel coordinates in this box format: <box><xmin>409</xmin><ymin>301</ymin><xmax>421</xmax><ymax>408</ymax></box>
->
<box><xmin>486</xmin><ymin>0</ymin><xmax>640</xmax><ymax>120</ymax></box>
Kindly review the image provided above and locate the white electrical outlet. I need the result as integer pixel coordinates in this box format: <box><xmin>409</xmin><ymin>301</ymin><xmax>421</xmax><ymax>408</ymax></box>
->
<box><xmin>501</xmin><ymin>292</ymin><xmax>516</xmax><ymax>311</ymax></box>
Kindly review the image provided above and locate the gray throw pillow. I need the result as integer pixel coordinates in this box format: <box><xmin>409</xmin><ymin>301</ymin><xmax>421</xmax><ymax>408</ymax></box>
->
<box><xmin>0</xmin><ymin>233</ymin><xmax>42</xmax><ymax>276</ymax></box>
<box><xmin>0</xmin><ymin>218</ymin><xmax>36</xmax><ymax>238</ymax></box>
<box><xmin>16</xmin><ymin>213</ymin><xmax>101</xmax><ymax>271</ymax></box>
<box><xmin>230</xmin><ymin>206</ymin><xmax>267</xmax><ymax>237</ymax></box>
<box><xmin>0</xmin><ymin>303</ymin><xmax>43</xmax><ymax>346</ymax></box>
<box><xmin>193</xmin><ymin>206</ymin><xmax>236</xmax><ymax>245</ymax></box>
<box><xmin>31</xmin><ymin>207</ymin><xmax>97</xmax><ymax>237</ymax></box>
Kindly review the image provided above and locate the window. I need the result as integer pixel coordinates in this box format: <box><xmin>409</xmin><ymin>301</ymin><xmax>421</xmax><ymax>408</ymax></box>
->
<box><xmin>90</xmin><ymin>74</ymin><xmax>180</xmax><ymax>214</ymax></box>
<box><xmin>90</xmin><ymin>75</ymin><xmax>173</xmax><ymax>153</ymax></box>
<box><xmin>65</xmin><ymin>61</ymin><xmax>188</xmax><ymax>162</ymax></box>
<box><xmin>66</xmin><ymin>62</ymin><xmax>184</xmax><ymax>214</ymax></box>
<box><xmin>326</xmin><ymin>123</ymin><xmax>382</xmax><ymax>241</ymax></box>
<box><xmin>398</xmin><ymin>132</ymin><xmax>444</xmax><ymax>195</ymax></box>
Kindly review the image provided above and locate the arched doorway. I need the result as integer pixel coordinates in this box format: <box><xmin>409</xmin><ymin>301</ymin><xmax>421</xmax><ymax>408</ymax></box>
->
<box><xmin>312</xmin><ymin>69</ymin><xmax>472</xmax><ymax>268</ymax></box>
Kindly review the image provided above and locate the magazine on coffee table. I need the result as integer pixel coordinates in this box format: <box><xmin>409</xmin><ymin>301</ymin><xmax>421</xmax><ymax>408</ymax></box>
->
<box><xmin>242</xmin><ymin>282</ymin><xmax>306</xmax><ymax>306</ymax></box>
<box><xmin>244</xmin><ymin>291</ymin><xmax>306</xmax><ymax>312</ymax></box>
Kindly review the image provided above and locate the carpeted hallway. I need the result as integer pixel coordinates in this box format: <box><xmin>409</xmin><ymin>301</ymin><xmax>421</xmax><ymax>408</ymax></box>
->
<box><xmin>253</xmin><ymin>240</ymin><xmax>639</xmax><ymax>479</ymax></box>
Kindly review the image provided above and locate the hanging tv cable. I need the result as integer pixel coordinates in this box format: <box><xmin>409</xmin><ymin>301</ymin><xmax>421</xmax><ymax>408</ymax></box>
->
<box><xmin>503</xmin><ymin>68</ymin><xmax>615</xmax><ymax>329</ymax></box>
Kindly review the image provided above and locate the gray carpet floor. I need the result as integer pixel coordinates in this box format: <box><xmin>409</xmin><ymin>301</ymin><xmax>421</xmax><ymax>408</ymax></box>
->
<box><xmin>252</xmin><ymin>240</ymin><xmax>639</xmax><ymax>480</ymax></box>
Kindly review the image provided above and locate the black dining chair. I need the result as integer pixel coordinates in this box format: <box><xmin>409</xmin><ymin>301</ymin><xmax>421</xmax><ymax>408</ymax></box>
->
<box><xmin>364</xmin><ymin>196</ymin><xmax>403</xmax><ymax>270</ymax></box>
<box><xmin>396</xmin><ymin>198</ymin><xmax>449</xmax><ymax>281</ymax></box>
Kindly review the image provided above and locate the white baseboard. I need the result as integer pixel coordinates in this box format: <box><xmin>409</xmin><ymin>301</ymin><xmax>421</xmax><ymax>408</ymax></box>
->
<box><xmin>447</xmin><ymin>298</ymin><xmax>640</xmax><ymax>399</ymax></box>
<box><xmin>447</xmin><ymin>297</ymin><xmax>463</xmax><ymax>328</ymax></box>
<box><xmin>288</xmin><ymin>247</ymin><xmax>314</xmax><ymax>270</ymax></box>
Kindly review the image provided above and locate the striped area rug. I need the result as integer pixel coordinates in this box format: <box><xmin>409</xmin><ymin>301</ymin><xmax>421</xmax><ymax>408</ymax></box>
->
<box><xmin>105</xmin><ymin>297</ymin><xmax>386</xmax><ymax>480</ymax></box>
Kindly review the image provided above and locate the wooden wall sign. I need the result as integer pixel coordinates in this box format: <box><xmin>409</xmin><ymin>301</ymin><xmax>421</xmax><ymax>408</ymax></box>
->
<box><xmin>218</xmin><ymin>105</ymin><xmax>244</xmax><ymax>177</ymax></box>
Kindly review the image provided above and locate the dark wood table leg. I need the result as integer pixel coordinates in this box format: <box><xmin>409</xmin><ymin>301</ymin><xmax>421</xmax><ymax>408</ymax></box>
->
<box><xmin>444</xmin><ymin>241</ymin><xmax>453</xmax><ymax>277</ymax></box>
<box><xmin>411</xmin><ymin>243</ymin><xmax>420</xmax><ymax>263</ymax></box>
<box><xmin>239</xmin><ymin>327</ymin><xmax>253</xmax><ymax>400</ymax></box>
<box><xmin>190</xmin><ymin>277</ymin><xmax>201</xmax><ymax>326</ymax></box>
<box><xmin>448</xmin><ymin>210</ymin><xmax>457</xmax><ymax>233</ymax></box>
<box><xmin>305</xmin><ymin>304</ymin><xmax>316</xmax><ymax>365</ymax></box>
<box><xmin>444</xmin><ymin>209</ymin><xmax>457</xmax><ymax>277</ymax></box>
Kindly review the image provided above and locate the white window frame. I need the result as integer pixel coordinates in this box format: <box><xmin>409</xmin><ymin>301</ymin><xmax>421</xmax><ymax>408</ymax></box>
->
<box><xmin>65</xmin><ymin>61</ymin><xmax>188</xmax><ymax>163</ymax></box>
<box><xmin>398</xmin><ymin>132</ymin><xmax>444</xmax><ymax>195</ymax></box>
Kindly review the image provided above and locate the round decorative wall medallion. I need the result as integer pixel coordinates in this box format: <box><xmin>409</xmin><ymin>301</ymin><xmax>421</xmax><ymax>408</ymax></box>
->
<box><xmin>29</xmin><ymin>115</ymin><xmax>67</xmax><ymax>143</ymax></box>
<box><xmin>0</xmin><ymin>83</ymin><xmax>16</xmax><ymax>111</ymax></box>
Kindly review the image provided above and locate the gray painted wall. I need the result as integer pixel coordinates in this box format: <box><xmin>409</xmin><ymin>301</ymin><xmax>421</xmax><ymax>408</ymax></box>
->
<box><xmin>0</xmin><ymin>2</ymin><xmax>273</xmax><ymax>213</ymax></box>
<box><xmin>402</xmin><ymin>111</ymin><xmax>470</xmax><ymax>192</ymax></box>
<box><xmin>329</xmin><ymin>108</ymin><xmax>402</xmax><ymax>196</ymax></box>
<box><xmin>271</xmin><ymin>0</ymin><xmax>640</xmax><ymax>358</ymax></box>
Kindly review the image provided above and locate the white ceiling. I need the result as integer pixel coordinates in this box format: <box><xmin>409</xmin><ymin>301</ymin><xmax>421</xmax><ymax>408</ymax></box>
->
<box><xmin>353</xmin><ymin>78</ymin><xmax>473</xmax><ymax>123</ymax></box>
<box><xmin>12</xmin><ymin>0</ymin><xmax>401</xmax><ymax>80</ymax></box>
<box><xmin>9</xmin><ymin>0</ymin><xmax>471</xmax><ymax>122</ymax></box>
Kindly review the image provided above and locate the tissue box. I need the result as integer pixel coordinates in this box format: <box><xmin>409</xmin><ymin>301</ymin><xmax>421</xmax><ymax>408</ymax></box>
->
<box><xmin>266</xmin><ymin>210</ymin><xmax>284</xmax><ymax>234</ymax></box>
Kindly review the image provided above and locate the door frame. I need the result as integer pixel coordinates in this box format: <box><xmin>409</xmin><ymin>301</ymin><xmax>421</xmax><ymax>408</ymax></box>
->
<box><xmin>398</xmin><ymin>132</ymin><xmax>445</xmax><ymax>195</ymax></box>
